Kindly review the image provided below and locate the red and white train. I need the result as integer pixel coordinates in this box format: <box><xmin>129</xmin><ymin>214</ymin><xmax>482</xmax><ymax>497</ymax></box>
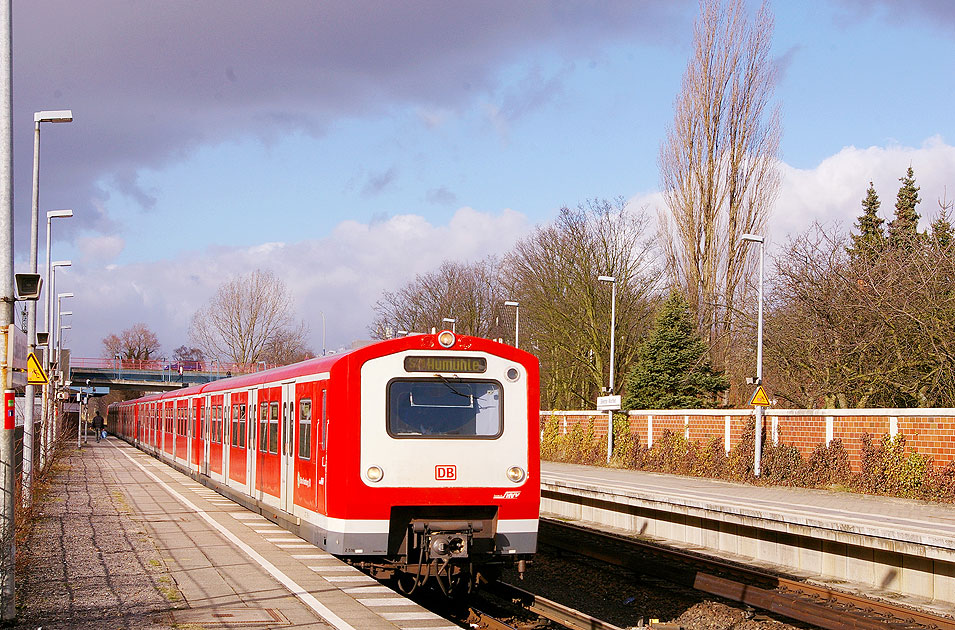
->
<box><xmin>109</xmin><ymin>331</ymin><xmax>540</xmax><ymax>593</ymax></box>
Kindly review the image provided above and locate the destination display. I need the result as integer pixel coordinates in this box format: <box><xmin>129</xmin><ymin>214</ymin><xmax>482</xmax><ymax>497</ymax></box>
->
<box><xmin>403</xmin><ymin>356</ymin><xmax>487</xmax><ymax>374</ymax></box>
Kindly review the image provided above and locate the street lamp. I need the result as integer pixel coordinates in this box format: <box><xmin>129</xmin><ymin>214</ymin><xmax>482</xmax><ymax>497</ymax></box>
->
<box><xmin>442</xmin><ymin>317</ymin><xmax>456</xmax><ymax>333</ymax></box>
<box><xmin>40</xmin><ymin>260</ymin><xmax>70</xmax><ymax>468</ymax></box>
<box><xmin>43</xmin><ymin>210</ymin><xmax>72</xmax><ymax>356</ymax></box>
<box><xmin>504</xmin><ymin>301</ymin><xmax>519</xmax><ymax>348</ymax></box>
<box><xmin>54</xmin><ymin>293</ymin><xmax>73</xmax><ymax>448</ymax></box>
<box><xmin>598</xmin><ymin>275</ymin><xmax>617</xmax><ymax>463</ymax></box>
<box><xmin>24</xmin><ymin>110</ymin><xmax>72</xmax><ymax>507</ymax></box>
<box><xmin>741</xmin><ymin>233</ymin><xmax>765</xmax><ymax>477</ymax></box>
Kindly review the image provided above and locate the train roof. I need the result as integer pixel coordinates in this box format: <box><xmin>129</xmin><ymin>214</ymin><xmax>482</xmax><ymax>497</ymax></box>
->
<box><xmin>111</xmin><ymin>333</ymin><xmax>537</xmax><ymax>408</ymax></box>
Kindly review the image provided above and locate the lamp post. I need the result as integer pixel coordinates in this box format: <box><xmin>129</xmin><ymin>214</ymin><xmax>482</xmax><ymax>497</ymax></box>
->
<box><xmin>23</xmin><ymin>110</ymin><xmax>72</xmax><ymax>507</ymax></box>
<box><xmin>598</xmin><ymin>275</ymin><xmax>617</xmax><ymax>463</ymax></box>
<box><xmin>442</xmin><ymin>317</ymin><xmax>456</xmax><ymax>333</ymax></box>
<box><xmin>40</xmin><ymin>258</ymin><xmax>70</xmax><ymax>468</ymax></box>
<box><xmin>53</xmin><ymin>293</ymin><xmax>72</xmax><ymax>449</ymax></box>
<box><xmin>320</xmin><ymin>310</ymin><xmax>326</xmax><ymax>356</ymax></box>
<box><xmin>504</xmin><ymin>301</ymin><xmax>519</xmax><ymax>348</ymax></box>
<box><xmin>741</xmin><ymin>234</ymin><xmax>765</xmax><ymax>477</ymax></box>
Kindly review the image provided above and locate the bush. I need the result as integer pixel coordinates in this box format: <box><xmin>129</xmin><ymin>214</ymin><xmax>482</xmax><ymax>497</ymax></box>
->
<box><xmin>539</xmin><ymin>418</ymin><xmax>954</xmax><ymax>504</ymax></box>
<box><xmin>854</xmin><ymin>433</ymin><xmax>930</xmax><ymax>498</ymax></box>
<box><xmin>804</xmin><ymin>439</ymin><xmax>852</xmax><ymax>488</ymax></box>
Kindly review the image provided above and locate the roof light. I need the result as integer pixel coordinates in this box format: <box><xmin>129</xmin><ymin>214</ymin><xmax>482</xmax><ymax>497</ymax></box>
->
<box><xmin>437</xmin><ymin>330</ymin><xmax>455</xmax><ymax>348</ymax></box>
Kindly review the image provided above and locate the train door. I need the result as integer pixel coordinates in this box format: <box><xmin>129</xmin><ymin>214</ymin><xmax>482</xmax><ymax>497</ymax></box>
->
<box><xmin>317</xmin><ymin>386</ymin><xmax>327</xmax><ymax>514</ymax></box>
<box><xmin>280</xmin><ymin>381</ymin><xmax>295</xmax><ymax>513</ymax></box>
<box><xmin>219</xmin><ymin>392</ymin><xmax>232</xmax><ymax>485</ymax></box>
<box><xmin>187</xmin><ymin>399</ymin><xmax>193</xmax><ymax>469</ymax></box>
<box><xmin>246</xmin><ymin>388</ymin><xmax>256</xmax><ymax>496</ymax></box>
<box><xmin>202</xmin><ymin>395</ymin><xmax>211</xmax><ymax>476</ymax></box>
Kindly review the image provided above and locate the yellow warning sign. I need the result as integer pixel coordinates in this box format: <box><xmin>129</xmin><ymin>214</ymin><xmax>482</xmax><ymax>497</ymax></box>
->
<box><xmin>27</xmin><ymin>352</ymin><xmax>48</xmax><ymax>385</ymax></box>
<box><xmin>749</xmin><ymin>385</ymin><xmax>770</xmax><ymax>407</ymax></box>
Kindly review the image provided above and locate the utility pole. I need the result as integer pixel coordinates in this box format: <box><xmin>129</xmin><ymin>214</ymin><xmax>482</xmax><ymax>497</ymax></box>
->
<box><xmin>0</xmin><ymin>0</ymin><xmax>16</xmax><ymax>619</ymax></box>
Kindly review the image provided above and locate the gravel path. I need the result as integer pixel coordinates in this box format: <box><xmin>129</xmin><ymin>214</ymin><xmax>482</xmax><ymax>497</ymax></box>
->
<box><xmin>11</xmin><ymin>442</ymin><xmax>182</xmax><ymax>629</ymax></box>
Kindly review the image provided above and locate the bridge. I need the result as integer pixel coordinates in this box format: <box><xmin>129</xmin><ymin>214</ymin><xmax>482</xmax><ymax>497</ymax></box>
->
<box><xmin>68</xmin><ymin>359</ymin><xmax>276</xmax><ymax>392</ymax></box>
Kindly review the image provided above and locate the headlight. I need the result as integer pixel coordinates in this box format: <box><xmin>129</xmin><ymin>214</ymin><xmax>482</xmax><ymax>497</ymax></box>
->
<box><xmin>437</xmin><ymin>330</ymin><xmax>456</xmax><ymax>348</ymax></box>
<box><xmin>506</xmin><ymin>466</ymin><xmax>525</xmax><ymax>483</ymax></box>
<box><xmin>366</xmin><ymin>466</ymin><xmax>384</xmax><ymax>482</ymax></box>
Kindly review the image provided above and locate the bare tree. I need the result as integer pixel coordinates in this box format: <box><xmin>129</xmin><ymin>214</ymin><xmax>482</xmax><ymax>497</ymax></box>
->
<box><xmin>102</xmin><ymin>323</ymin><xmax>161</xmax><ymax>360</ymax></box>
<box><xmin>190</xmin><ymin>269</ymin><xmax>309</xmax><ymax>365</ymax></box>
<box><xmin>172</xmin><ymin>345</ymin><xmax>204</xmax><ymax>362</ymax></box>
<box><xmin>658</xmin><ymin>0</ymin><xmax>780</xmax><ymax>379</ymax></box>
<box><xmin>767</xmin><ymin>221</ymin><xmax>955</xmax><ymax>408</ymax></box>
<box><xmin>261</xmin><ymin>323</ymin><xmax>314</xmax><ymax>365</ymax></box>
<box><xmin>502</xmin><ymin>198</ymin><xmax>659</xmax><ymax>409</ymax></box>
<box><xmin>369</xmin><ymin>258</ymin><xmax>504</xmax><ymax>339</ymax></box>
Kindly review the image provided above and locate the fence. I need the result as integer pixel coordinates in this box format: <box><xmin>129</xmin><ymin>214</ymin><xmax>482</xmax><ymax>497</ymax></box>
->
<box><xmin>541</xmin><ymin>408</ymin><xmax>955</xmax><ymax>469</ymax></box>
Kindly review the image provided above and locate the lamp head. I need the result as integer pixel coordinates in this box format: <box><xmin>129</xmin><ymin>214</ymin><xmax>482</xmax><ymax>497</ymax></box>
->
<box><xmin>741</xmin><ymin>234</ymin><xmax>764</xmax><ymax>243</ymax></box>
<box><xmin>35</xmin><ymin>110</ymin><xmax>73</xmax><ymax>123</ymax></box>
<box><xmin>598</xmin><ymin>275</ymin><xmax>615</xmax><ymax>283</ymax></box>
<box><xmin>47</xmin><ymin>209</ymin><xmax>73</xmax><ymax>219</ymax></box>
<box><xmin>504</xmin><ymin>301</ymin><xmax>519</xmax><ymax>307</ymax></box>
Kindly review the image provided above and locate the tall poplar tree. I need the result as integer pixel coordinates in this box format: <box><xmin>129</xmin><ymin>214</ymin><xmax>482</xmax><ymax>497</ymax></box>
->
<box><xmin>658</xmin><ymin>0</ymin><xmax>780</xmax><ymax>384</ymax></box>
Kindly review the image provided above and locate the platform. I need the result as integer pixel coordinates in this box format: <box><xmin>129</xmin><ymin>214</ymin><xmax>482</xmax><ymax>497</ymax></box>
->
<box><xmin>14</xmin><ymin>438</ymin><xmax>457</xmax><ymax>629</ymax></box>
<box><xmin>541</xmin><ymin>461</ymin><xmax>955</xmax><ymax>610</ymax></box>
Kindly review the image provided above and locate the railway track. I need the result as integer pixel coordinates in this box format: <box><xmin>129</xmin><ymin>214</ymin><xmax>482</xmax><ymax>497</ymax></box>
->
<box><xmin>540</xmin><ymin>518</ymin><xmax>955</xmax><ymax>630</ymax></box>
<box><xmin>479</xmin><ymin>581</ymin><xmax>626</xmax><ymax>630</ymax></box>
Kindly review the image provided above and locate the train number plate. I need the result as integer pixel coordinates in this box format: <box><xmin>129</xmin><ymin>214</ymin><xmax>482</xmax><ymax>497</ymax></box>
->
<box><xmin>435</xmin><ymin>465</ymin><xmax>457</xmax><ymax>481</ymax></box>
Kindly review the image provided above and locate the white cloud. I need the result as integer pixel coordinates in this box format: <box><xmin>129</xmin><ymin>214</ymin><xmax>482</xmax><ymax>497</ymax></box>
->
<box><xmin>77</xmin><ymin>235</ymin><xmax>124</xmax><ymax>262</ymax></box>
<box><xmin>632</xmin><ymin>136</ymin><xmax>955</xmax><ymax>249</ymax></box>
<box><xmin>773</xmin><ymin>136</ymin><xmax>955</xmax><ymax>243</ymax></box>
<box><xmin>66</xmin><ymin>207</ymin><xmax>531</xmax><ymax>358</ymax></box>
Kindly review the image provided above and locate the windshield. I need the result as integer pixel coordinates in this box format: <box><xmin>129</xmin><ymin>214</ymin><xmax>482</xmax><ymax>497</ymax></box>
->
<box><xmin>388</xmin><ymin>379</ymin><xmax>502</xmax><ymax>438</ymax></box>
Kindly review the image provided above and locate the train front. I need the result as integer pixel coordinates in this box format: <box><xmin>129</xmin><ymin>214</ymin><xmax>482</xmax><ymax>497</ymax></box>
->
<box><xmin>343</xmin><ymin>331</ymin><xmax>540</xmax><ymax>594</ymax></box>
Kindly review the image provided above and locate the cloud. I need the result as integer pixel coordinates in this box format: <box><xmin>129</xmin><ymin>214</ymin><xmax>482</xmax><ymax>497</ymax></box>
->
<box><xmin>773</xmin><ymin>136</ymin><xmax>955</xmax><ymax>242</ymax></box>
<box><xmin>77</xmin><ymin>235</ymin><xmax>125</xmax><ymax>263</ymax></box>
<box><xmin>362</xmin><ymin>166</ymin><xmax>398</xmax><ymax>197</ymax></box>
<box><xmin>426</xmin><ymin>187</ymin><xmax>458</xmax><ymax>206</ymax></box>
<box><xmin>12</xmin><ymin>1</ymin><xmax>690</xmax><ymax>252</ymax></box>
<box><xmin>66</xmin><ymin>206</ymin><xmax>531</xmax><ymax>358</ymax></box>
<box><xmin>632</xmin><ymin>136</ymin><xmax>955</xmax><ymax>248</ymax></box>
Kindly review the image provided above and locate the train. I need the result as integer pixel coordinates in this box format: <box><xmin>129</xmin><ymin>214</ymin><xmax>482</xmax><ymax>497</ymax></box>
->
<box><xmin>108</xmin><ymin>331</ymin><xmax>540</xmax><ymax>595</ymax></box>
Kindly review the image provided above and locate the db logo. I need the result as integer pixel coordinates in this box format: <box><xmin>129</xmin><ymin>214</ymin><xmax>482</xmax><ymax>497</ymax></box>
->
<box><xmin>435</xmin><ymin>465</ymin><xmax>457</xmax><ymax>481</ymax></box>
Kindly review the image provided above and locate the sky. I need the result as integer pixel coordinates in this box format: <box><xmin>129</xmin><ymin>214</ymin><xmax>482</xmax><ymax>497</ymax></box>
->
<box><xmin>10</xmin><ymin>0</ymin><xmax>955</xmax><ymax>359</ymax></box>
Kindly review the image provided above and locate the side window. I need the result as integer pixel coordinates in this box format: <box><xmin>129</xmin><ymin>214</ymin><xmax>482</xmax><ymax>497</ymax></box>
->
<box><xmin>239</xmin><ymin>404</ymin><xmax>247</xmax><ymax>448</ymax></box>
<box><xmin>269</xmin><ymin>402</ymin><xmax>279</xmax><ymax>454</ymax></box>
<box><xmin>231</xmin><ymin>404</ymin><xmax>239</xmax><ymax>447</ymax></box>
<box><xmin>259</xmin><ymin>402</ymin><xmax>268</xmax><ymax>452</ymax></box>
<box><xmin>299</xmin><ymin>399</ymin><xmax>311</xmax><ymax>460</ymax></box>
<box><xmin>321</xmin><ymin>390</ymin><xmax>328</xmax><ymax>451</ymax></box>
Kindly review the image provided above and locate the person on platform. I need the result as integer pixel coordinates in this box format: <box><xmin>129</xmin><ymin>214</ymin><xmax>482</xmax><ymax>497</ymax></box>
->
<box><xmin>92</xmin><ymin>410</ymin><xmax>105</xmax><ymax>442</ymax></box>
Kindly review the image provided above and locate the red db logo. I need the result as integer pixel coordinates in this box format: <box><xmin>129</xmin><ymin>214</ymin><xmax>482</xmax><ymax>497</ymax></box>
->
<box><xmin>435</xmin><ymin>465</ymin><xmax>456</xmax><ymax>481</ymax></box>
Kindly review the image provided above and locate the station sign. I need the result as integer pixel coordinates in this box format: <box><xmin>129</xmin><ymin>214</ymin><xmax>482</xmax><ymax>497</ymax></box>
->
<box><xmin>596</xmin><ymin>395</ymin><xmax>622</xmax><ymax>411</ymax></box>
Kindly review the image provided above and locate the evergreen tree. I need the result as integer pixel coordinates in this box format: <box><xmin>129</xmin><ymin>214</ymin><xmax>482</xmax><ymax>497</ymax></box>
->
<box><xmin>930</xmin><ymin>198</ymin><xmax>953</xmax><ymax>248</ymax></box>
<box><xmin>848</xmin><ymin>182</ymin><xmax>885</xmax><ymax>259</ymax></box>
<box><xmin>887</xmin><ymin>166</ymin><xmax>922</xmax><ymax>248</ymax></box>
<box><xmin>623</xmin><ymin>291</ymin><xmax>728</xmax><ymax>410</ymax></box>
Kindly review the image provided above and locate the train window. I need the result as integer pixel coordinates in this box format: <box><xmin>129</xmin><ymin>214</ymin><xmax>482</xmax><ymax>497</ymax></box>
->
<box><xmin>321</xmin><ymin>390</ymin><xmax>328</xmax><ymax>451</ymax></box>
<box><xmin>299</xmin><ymin>399</ymin><xmax>311</xmax><ymax>460</ymax></box>
<box><xmin>269</xmin><ymin>402</ymin><xmax>279</xmax><ymax>454</ymax></box>
<box><xmin>231</xmin><ymin>404</ymin><xmax>239</xmax><ymax>447</ymax></box>
<box><xmin>239</xmin><ymin>404</ymin><xmax>247</xmax><ymax>449</ymax></box>
<box><xmin>259</xmin><ymin>402</ymin><xmax>268</xmax><ymax>452</ymax></box>
<box><xmin>387</xmin><ymin>379</ymin><xmax>502</xmax><ymax>439</ymax></box>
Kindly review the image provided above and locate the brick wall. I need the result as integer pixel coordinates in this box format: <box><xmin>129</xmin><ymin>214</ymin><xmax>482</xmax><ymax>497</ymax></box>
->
<box><xmin>541</xmin><ymin>409</ymin><xmax>955</xmax><ymax>469</ymax></box>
